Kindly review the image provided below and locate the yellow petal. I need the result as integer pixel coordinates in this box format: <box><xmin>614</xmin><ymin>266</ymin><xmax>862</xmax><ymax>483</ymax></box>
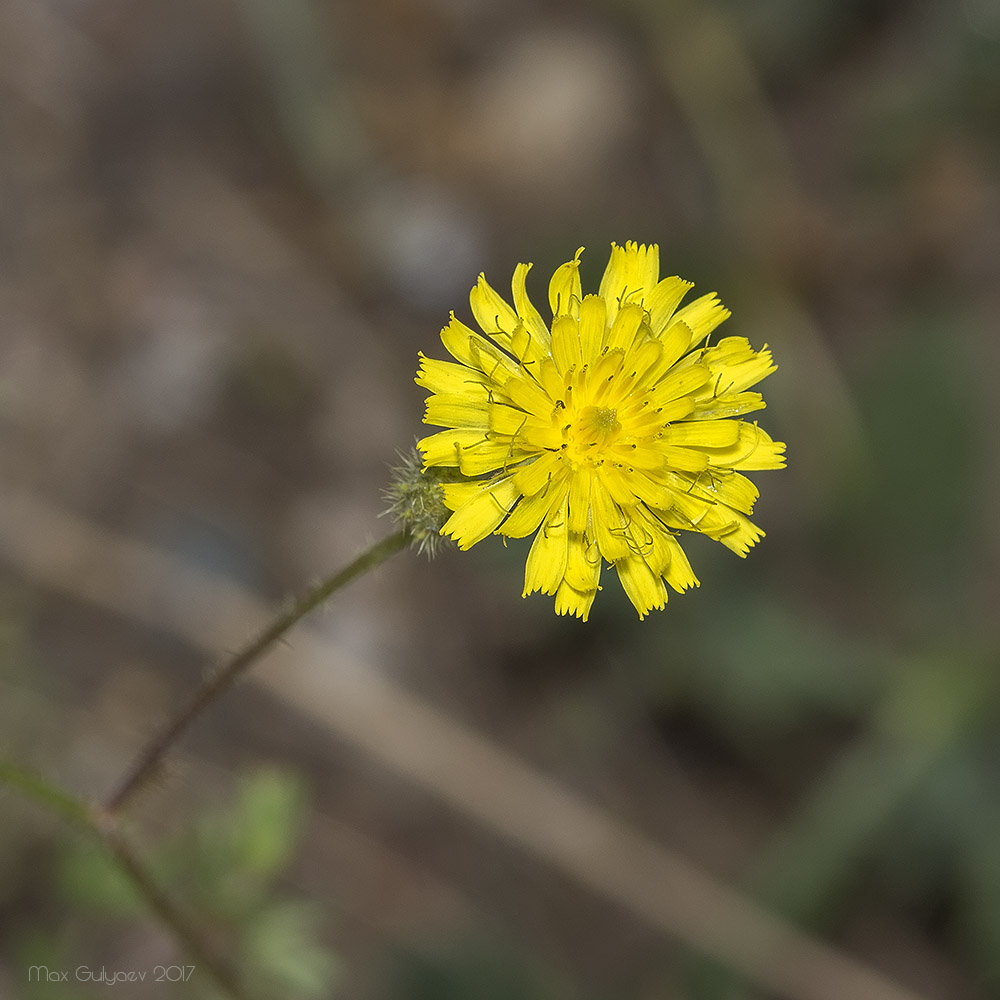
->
<box><xmin>513</xmin><ymin>451</ymin><xmax>562</xmax><ymax>497</ymax></box>
<box><xmin>424</xmin><ymin>394</ymin><xmax>489</xmax><ymax>428</ymax></box>
<box><xmin>507</xmin><ymin>321</ymin><xmax>541</xmax><ymax>366</ymax></box>
<box><xmin>712</xmin><ymin>510</ymin><xmax>765</xmax><ymax>556</ymax></box>
<box><xmin>607</xmin><ymin>443</ymin><xmax>669</xmax><ymax>472</ymax></box>
<box><xmin>605</xmin><ymin>302</ymin><xmax>646</xmax><ymax>354</ymax></box>
<box><xmin>628</xmin><ymin>338</ymin><xmax>665</xmax><ymax>383</ymax></box>
<box><xmin>500</xmin><ymin>479</ymin><xmax>568</xmax><ymax>538</ymax></box>
<box><xmin>661</xmin><ymin>534</ymin><xmax>699</xmax><ymax>592</ymax></box>
<box><xmin>468</xmin><ymin>337</ymin><xmax>521</xmax><ymax>385</ymax></box>
<box><xmin>621</xmin><ymin>395</ymin><xmax>694</xmax><ymax>435</ymax></box>
<box><xmin>598</xmin><ymin>241</ymin><xmax>660</xmax><ymax>324</ymax></box>
<box><xmin>487</xmin><ymin>402</ymin><xmax>529</xmax><ymax>436</ymax></box>
<box><xmin>647</xmin><ymin>276</ymin><xmax>694</xmax><ymax>335</ymax></box>
<box><xmin>627</xmin><ymin>505</ymin><xmax>674</xmax><ymax>575</ymax></box>
<box><xmin>524</xmin><ymin>500</ymin><xmax>569</xmax><ymax>595</ymax></box>
<box><xmin>669</xmin><ymin>293</ymin><xmax>730</xmax><ymax>351</ymax></box>
<box><xmin>418</xmin><ymin>428</ymin><xmax>488</xmax><ymax>468</ymax></box>
<box><xmin>703</xmin><ymin>422</ymin><xmax>787</xmax><ymax>469</ymax></box>
<box><xmin>589</xmin><ymin>479</ymin><xmax>633</xmax><ymax>562</ymax></box>
<box><xmin>439</xmin><ymin>481</ymin><xmax>483</xmax><ymax>510</ymax></box>
<box><xmin>441</xmin><ymin>476</ymin><xmax>520</xmax><ymax>549</ymax></box>
<box><xmin>699</xmin><ymin>470</ymin><xmax>759</xmax><ymax>514</ymax></box>
<box><xmin>554</xmin><ymin>580</ymin><xmax>599</xmax><ymax>621</ymax></box>
<box><xmin>621</xmin><ymin>469</ymin><xmax>677</xmax><ymax>507</ymax></box>
<box><xmin>488</xmin><ymin>404</ymin><xmax>562</xmax><ymax>450</ymax></box>
<box><xmin>564</xmin><ymin>531</ymin><xmax>602</xmax><ymax>592</ymax></box>
<box><xmin>700</xmin><ymin>338</ymin><xmax>777</xmax><ymax>394</ymax></box>
<box><xmin>659</xmin><ymin>446</ymin><xmax>710</xmax><ymax>472</ymax></box>
<box><xmin>554</xmin><ymin>532</ymin><xmax>603</xmax><ymax>620</ymax></box>
<box><xmin>551</xmin><ymin>314</ymin><xmax>583</xmax><ymax>376</ymax></box>
<box><xmin>415</xmin><ymin>355</ymin><xmax>488</xmax><ymax>396</ymax></box>
<box><xmin>658</xmin><ymin>420</ymin><xmax>741</xmax><ymax>448</ymax></box>
<box><xmin>548</xmin><ymin>247</ymin><xmax>584</xmax><ymax>318</ymax></box>
<box><xmin>456</xmin><ymin>440</ymin><xmax>530</xmax><ymax>476</ymax></box>
<box><xmin>687</xmin><ymin>391</ymin><xmax>766</xmax><ymax>421</ymax></box>
<box><xmin>420</xmin><ymin>428</ymin><xmax>531</xmax><ymax>476</ymax></box>
<box><xmin>567</xmin><ymin>467</ymin><xmax>593</xmax><ymax>534</ymax></box>
<box><xmin>648</xmin><ymin>363</ymin><xmax>712</xmax><ymax>405</ymax></box>
<box><xmin>616</xmin><ymin>554</ymin><xmax>667</xmax><ymax>619</ymax></box>
<box><xmin>536</xmin><ymin>357</ymin><xmax>566</xmax><ymax>403</ymax></box>
<box><xmin>440</xmin><ymin>314</ymin><xmax>519</xmax><ymax>384</ymax></box>
<box><xmin>470</xmin><ymin>274</ymin><xmax>519</xmax><ymax>340</ymax></box>
<box><xmin>578</xmin><ymin>294</ymin><xmax>607</xmax><ymax>362</ymax></box>
<box><xmin>654</xmin><ymin>320</ymin><xmax>694</xmax><ymax>374</ymax></box>
<box><xmin>503</xmin><ymin>374</ymin><xmax>555</xmax><ymax>419</ymax></box>
<box><xmin>588</xmin><ymin>348</ymin><xmax>627</xmax><ymax>406</ymax></box>
<box><xmin>663</xmin><ymin>492</ymin><xmax>764</xmax><ymax>555</ymax></box>
<box><xmin>511</xmin><ymin>263</ymin><xmax>550</xmax><ymax>347</ymax></box>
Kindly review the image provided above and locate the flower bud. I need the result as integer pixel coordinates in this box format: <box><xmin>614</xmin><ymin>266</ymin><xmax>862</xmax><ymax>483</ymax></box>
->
<box><xmin>382</xmin><ymin>448</ymin><xmax>464</xmax><ymax>557</ymax></box>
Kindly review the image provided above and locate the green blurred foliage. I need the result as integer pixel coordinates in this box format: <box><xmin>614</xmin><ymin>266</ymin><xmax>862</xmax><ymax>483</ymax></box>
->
<box><xmin>11</xmin><ymin>769</ymin><xmax>337</xmax><ymax>1000</ymax></box>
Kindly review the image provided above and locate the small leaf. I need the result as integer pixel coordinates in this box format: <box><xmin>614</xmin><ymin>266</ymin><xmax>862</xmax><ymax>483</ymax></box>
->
<box><xmin>231</xmin><ymin>768</ymin><xmax>307</xmax><ymax>881</ymax></box>
<box><xmin>244</xmin><ymin>901</ymin><xmax>339</xmax><ymax>998</ymax></box>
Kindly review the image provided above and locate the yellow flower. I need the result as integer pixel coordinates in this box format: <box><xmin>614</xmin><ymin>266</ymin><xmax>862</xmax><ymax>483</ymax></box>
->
<box><xmin>416</xmin><ymin>242</ymin><xmax>786</xmax><ymax>621</ymax></box>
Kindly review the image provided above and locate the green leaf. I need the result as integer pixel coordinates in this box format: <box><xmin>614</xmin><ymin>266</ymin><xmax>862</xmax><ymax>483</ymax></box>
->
<box><xmin>243</xmin><ymin>900</ymin><xmax>339</xmax><ymax>998</ymax></box>
<box><xmin>230</xmin><ymin>768</ymin><xmax>308</xmax><ymax>881</ymax></box>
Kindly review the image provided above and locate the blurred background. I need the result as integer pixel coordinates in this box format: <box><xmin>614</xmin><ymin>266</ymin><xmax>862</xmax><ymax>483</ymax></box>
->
<box><xmin>1</xmin><ymin>0</ymin><xmax>999</xmax><ymax>997</ymax></box>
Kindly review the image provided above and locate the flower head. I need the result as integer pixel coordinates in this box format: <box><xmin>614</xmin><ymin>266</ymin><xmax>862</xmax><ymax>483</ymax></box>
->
<box><xmin>416</xmin><ymin>242</ymin><xmax>786</xmax><ymax>620</ymax></box>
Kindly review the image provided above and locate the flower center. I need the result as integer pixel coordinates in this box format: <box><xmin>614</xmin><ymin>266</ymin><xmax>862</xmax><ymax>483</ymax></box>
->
<box><xmin>566</xmin><ymin>404</ymin><xmax>622</xmax><ymax>462</ymax></box>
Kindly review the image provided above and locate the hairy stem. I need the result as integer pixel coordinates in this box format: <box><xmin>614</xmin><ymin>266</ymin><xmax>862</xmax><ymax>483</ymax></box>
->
<box><xmin>105</xmin><ymin>528</ymin><xmax>409</xmax><ymax>814</ymax></box>
<box><xmin>95</xmin><ymin>813</ymin><xmax>247</xmax><ymax>998</ymax></box>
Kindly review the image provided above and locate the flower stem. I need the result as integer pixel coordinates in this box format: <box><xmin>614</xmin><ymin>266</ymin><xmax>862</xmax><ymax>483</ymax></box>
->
<box><xmin>105</xmin><ymin>528</ymin><xmax>410</xmax><ymax>815</ymax></box>
<box><xmin>96</xmin><ymin>816</ymin><xmax>247</xmax><ymax>999</ymax></box>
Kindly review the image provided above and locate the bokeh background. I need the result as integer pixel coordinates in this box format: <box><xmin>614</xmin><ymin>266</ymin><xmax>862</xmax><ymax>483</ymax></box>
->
<box><xmin>2</xmin><ymin>0</ymin><xmax>999</xmax><ymax>997</ymax></box>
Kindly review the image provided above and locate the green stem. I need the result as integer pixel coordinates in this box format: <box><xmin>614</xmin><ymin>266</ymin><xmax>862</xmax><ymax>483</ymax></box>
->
<box><xmin>105</xmin><ymin>528</ymin><xmax>410</xmax><ymax>814</ymax></box>
<box><xmin>96</xmin><ymin>816</ymin><xmax>248</xmax><ymax>999</ymax></box>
